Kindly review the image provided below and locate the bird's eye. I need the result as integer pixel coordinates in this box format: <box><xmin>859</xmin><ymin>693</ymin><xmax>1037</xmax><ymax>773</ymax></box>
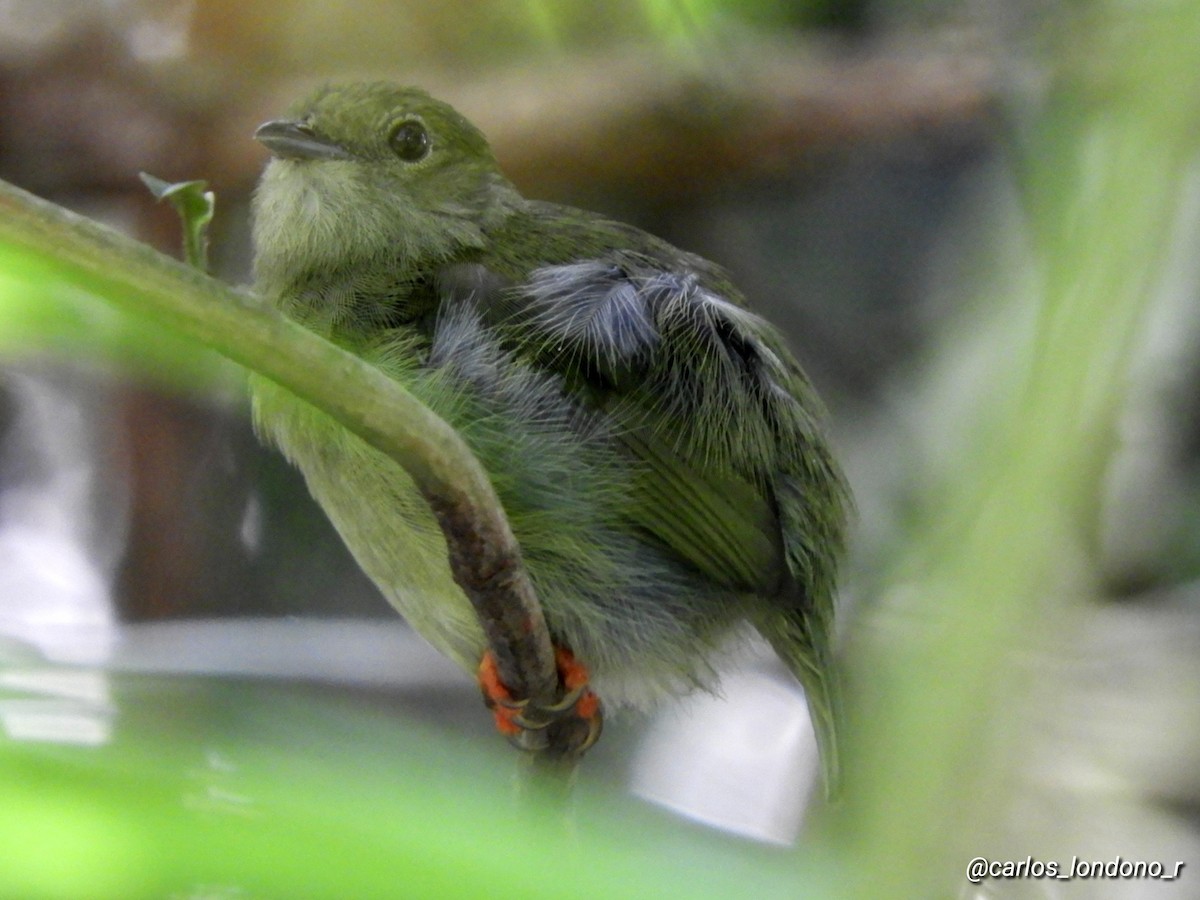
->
<box><xmin>388</xmin><ymin>120</ymin><xmax>430</xmax><ymax>162</ymax></box>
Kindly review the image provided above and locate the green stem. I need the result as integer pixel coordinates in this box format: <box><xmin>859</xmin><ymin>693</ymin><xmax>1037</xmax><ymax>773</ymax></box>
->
<box><xmin>0</xmin><ymin>176</ymin><xmax>568</xmax><ymax>748</ymax></box>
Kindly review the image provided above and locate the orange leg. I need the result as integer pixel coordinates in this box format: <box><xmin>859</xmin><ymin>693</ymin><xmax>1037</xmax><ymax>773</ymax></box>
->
<box><xmin>477</xmin><ymin>647</ymin><xmax>602</xmax><ymax>748</ymax></box>
<box><xmin>477</xmin><ymin>650</ymin><xmax>523</xmax><ymax>736</ymax></box>
<box><xmin>553</xmin><ymin>647</ymin><xmax>600</xmax><ymax>723</ymax></box>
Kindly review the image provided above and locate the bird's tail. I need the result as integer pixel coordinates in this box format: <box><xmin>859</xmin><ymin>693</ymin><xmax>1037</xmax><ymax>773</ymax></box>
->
<box><xmin>760</xmin><ymin>613</ymin><xmax>842</xmax><ymax>799</ymax></box>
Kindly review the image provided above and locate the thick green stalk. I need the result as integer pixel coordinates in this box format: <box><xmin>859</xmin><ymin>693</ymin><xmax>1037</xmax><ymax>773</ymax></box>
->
<box><xmin>0</xmin><ymin>177</ymin><xmax>564</xmax><ymax>745</ymax></box>
<box><xmin>822</xmin><ymin>4</ymin><xmax>1200</xmax><ymax>895</ymax></box>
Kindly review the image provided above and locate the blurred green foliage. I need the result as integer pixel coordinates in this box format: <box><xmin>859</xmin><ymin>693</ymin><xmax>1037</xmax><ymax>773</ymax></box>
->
<box><xmin>0</xmin><ymin>241</ymin><xmax>235</xmax><ymax>395</ymax></box>
<box><xmin>0</xmin><ymin>677</ymin><xmax>835</xmax><ymax>899</ymax></box>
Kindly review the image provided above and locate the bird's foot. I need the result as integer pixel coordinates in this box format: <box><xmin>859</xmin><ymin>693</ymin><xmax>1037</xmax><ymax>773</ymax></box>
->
<box><xmin>477</xmin><ymin>647</ymin><xmax>602</xmax><ymax>755</ymax></box>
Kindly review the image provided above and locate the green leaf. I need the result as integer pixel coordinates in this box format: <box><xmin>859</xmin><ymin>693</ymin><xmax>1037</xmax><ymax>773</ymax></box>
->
<box><xmin>139</xmin><ymin>173</ymin><xmax>215</xmax><ymax>272</ymax></box>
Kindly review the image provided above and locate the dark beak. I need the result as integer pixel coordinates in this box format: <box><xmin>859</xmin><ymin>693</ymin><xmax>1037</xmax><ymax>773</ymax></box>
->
<box><xmin>254</xmin><ymin>119</ymin><xmax>352</xmax><ymax>161</ymax></box>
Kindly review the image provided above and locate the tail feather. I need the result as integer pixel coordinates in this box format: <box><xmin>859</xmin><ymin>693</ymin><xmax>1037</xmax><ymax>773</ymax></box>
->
<box><xmin>760</xmin><ymin>615</ymin><xmax>842</xmax><ymax>798</ymax></box>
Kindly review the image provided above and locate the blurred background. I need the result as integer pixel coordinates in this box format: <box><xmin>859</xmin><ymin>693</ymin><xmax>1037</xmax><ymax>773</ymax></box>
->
<box><xmin>0</xmin><ymin>1</ymin><xmax>1198</xmax><ymax>897</ymax></box>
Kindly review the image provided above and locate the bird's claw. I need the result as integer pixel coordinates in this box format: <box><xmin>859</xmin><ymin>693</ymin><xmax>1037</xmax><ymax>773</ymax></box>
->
<box><xmin>477</xmin><ymin>647</ymin><xmax>603</xmax><ymax>754</ymax></box>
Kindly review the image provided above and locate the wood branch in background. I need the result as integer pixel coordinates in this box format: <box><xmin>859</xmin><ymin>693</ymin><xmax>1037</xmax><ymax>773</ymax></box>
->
<box><xmin>456</xmin><ymin>36</ymin><xmax>998</xmax><ymax>200</ymax></box>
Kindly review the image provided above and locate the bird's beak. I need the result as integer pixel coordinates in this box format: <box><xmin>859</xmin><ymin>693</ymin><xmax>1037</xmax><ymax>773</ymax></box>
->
<box><xmin>254</xmin><ymin>119</ymin><xmax>352</xmax><ymax>161</ymax></box>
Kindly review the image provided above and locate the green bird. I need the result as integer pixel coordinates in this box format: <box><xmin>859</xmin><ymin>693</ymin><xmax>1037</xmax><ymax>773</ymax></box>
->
<box><xmin>250</xmin><ymin>82</ymin><xmax>850</xmax><ymax>789</ymax></box>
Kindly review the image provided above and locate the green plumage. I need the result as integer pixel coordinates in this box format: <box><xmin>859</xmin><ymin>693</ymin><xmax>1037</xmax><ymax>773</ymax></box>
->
<box><xmin>250</xmin><ymin>82</ymin><xmax>850</xmax><ymax>789</ymax></box>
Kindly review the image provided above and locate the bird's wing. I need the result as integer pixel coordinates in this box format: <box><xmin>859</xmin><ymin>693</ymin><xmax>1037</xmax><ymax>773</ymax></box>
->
<box><xmin>617</xmin><ymin>424</ymin><xmax>785</xmax><ymax>594</ymax></box>
<box><xmin>438</xmin><ymin>254</ymin><xmax>819</xmax><ymax>596</ymax></box>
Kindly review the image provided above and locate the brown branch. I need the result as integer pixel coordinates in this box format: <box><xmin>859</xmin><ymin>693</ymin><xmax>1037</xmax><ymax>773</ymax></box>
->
<box><xmin>458</xmin><ymin>35</ymin><xmax>998</xmax><ymax>199</ymax></box>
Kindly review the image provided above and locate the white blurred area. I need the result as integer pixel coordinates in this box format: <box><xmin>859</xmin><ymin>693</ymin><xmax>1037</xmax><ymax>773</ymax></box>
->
<box><xmin>0</xmin><ymin>368</ymin><xmax>125</xmax><ymax>664</ymax></box>
<box><xmin>0</xmin><ymin>367</ymin><xmax>126</xmax><ymax>745</ymax></box>
<box><xmin>630</xmin><ymin>652</ymin><xmax>820</xmax><ymax>845</ymax></box>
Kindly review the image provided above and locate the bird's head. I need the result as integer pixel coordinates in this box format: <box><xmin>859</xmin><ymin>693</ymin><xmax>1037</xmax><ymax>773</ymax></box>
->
<box><xmin>252</xmin><ymin>82</ymin><xmax>516</xmax><ymax>290</ymax></box>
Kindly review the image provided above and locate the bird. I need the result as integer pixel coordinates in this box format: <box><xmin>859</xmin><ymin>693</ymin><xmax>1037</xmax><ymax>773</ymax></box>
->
<box><xmin>249</xmin><ymin>82</ymin><xmax>849</xmax><ymax>789</ymax></box>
